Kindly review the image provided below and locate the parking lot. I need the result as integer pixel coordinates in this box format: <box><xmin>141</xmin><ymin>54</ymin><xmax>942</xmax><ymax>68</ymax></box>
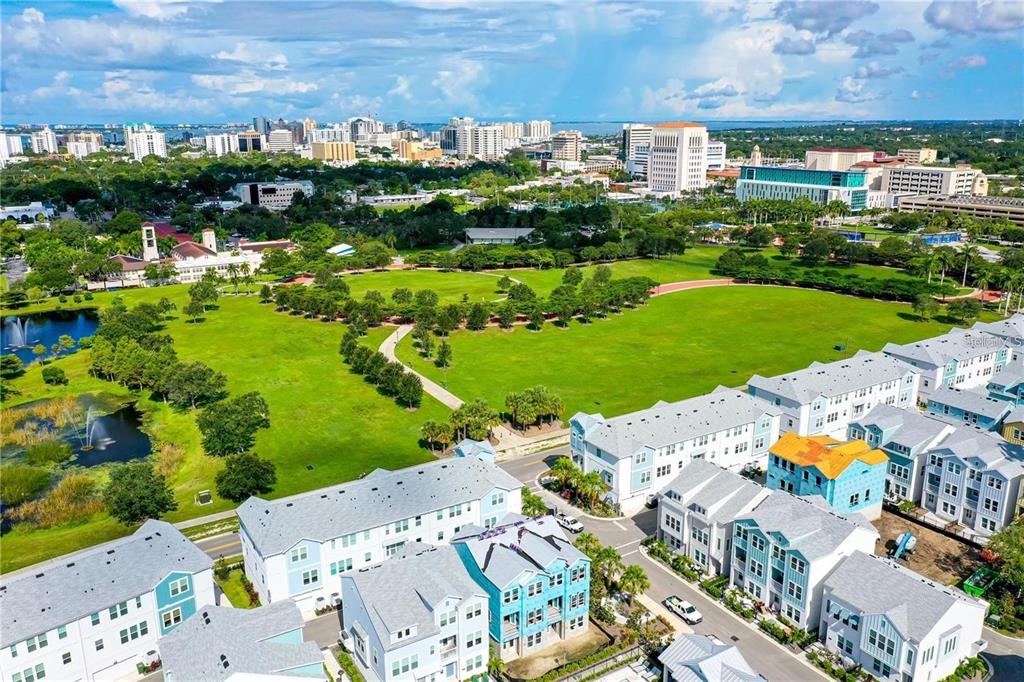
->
<box><xmin>872</xmin><ymin>510</ymin><xmax>982</xmax><ymax>586</ymax></box>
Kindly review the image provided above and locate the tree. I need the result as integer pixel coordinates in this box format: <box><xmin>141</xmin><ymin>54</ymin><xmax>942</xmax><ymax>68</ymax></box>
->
<box><xmin>959</xmin><ymin>244</ymin><xmax>980</xmax><ymax>287</ymax></box>
<box><xmin>215</xmin><ymin>452</ymin><xmax>277</xmax><ymax>502</ymax></box>
<box><xmin>550</xmin><ymin>457</ymin><xmax>580</xmax><ymax>490</ymax></box>
<box><xmin>562</xmin><ymin>267</ymin><xmax>584</xmax><ymax>287</ymax></box>
<box><xmin>529</xmin><ymin>306</ymin><xmax>545</xmax><ymax>331</ymax></box>
<box><xmin>161</xmin><ymin>361</ymin><xmax>228</xmax><ymax>409</ymax></box>
<box><xmin>911</xmin><ymin>294</ymin><xmax>939</xmax><ymax>321</ymax></box>
<box><xmin>184</xmin><ymin>297</ymin><xmax>206</xmax><ymax>323</ymax></box>
<box><xmin>497</xmin><ymin>301</ymin><xmax>516</xmax><ymax>329</ymax></box>
<box><xmin>0</xmin><ymin>355</ymin><xmax>25</xmax><ymax>379</ymax></box>
<box><xmin>58</xmin><ymin>334</ymin><xmax>75</xmax><ymax>354</ymax></box>
<box><xmin>522</xmin><ymin>489</ymin><xmax>548</xmax><ymax>517</ymax></box>
<box><xmin>436</xmin><ymin>340</ymin><xmax>453</xmax><ymax>370</ymax></box>
<box><xmin>947</xmin><ymin>298</ymin><xmax>982</xmax><ymax>322</ymax></box>
<box><xmin>197</xmin><ymin>392</ymin><xmax>271</xmax><ymax>456</ymax></box>
<box><xmin>41</xmin><ymin>366</ymin><xmax>68</xmax><ymax>385</ymax></box>
<box><xmin>259</xmin><ymin>284</ymin><xmax>273</xmax><ymax>304</ymax></box>
<box><xmin>466</xmin><ymin>303</ymin><xmax>489</xmax><ymax>330</ymax></box>
<box><xmin>987</xmin><ymin>523</ymin><xmax>1024</xmax><ymax>591</ymax></box>
<box><xmin>32</xmin><ymin>344</ymin><xmax>46</xmax><ymax>362</ymax></box>
<box><xmin>617</xmin><ymin>565</ymin><xmax>650</xmax><ymax>604</ymax></box>
<box><xmin>397</xmin><ymin>373</ymin><xmax>423</xmax><ymax>408</ymax></box>
<box><xmin>104</xmin><ymin>461</ymin><xmax>177</xmax><ymax>525</ymax></box>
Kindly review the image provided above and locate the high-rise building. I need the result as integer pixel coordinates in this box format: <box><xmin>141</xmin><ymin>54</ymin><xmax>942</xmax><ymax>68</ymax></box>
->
<box><xmin>646</xmin><ymin>122</ymin><xmax>708</xmax><ymax>194</ymax></box>
<box><xmin>882</xmin><ymin>165</ymin><xmax>987</xmax><ymax>196</ymax></box>
<box><xmin>706</xmin><ymin>139</ymin><xmax>727</xmax><ymax>171</ymax></box>
<box><xmin>302</xmin><ymin>117</ymin><xmax>318</xmax><ymax>142</ymax></box>
<box><xmin>30</xmin><ymin>127</ymin><xmax>58</xmax><ymax>154</ymax></box>
<box><xmin>237</xmin><ymin>130</ymin><xmax>266</xmax><ymax>153</ymax></box>
<box><xmin>311</xmin><ymin>141</ymin><xmax>356</xmax><ymax>162</ymax></box>
<box><xmin>897</xmin><ymin>148</ymin><xmax>938</xmax><ymax>164</ymax></box>
<box><xmin>267</xmin><ymin>128</ymin><xmax>295</xmax><ymax>153</ymax></box>
<box><xmin>66</xmin><ymin>132</ymin><xmax>104</xmax><ymax>159</ymax></box>
<box><xmin>525</xmin><ymin>120</ymin><xmax>552</xmax><ymax>139</ymax></box>
<box><xmin>441</xmin><ymin>116</ymin><xmax>474</xmax><ymax>155</ymax></box>
<box><xmin>500</xmin><ymin>122</ymin><xmax>524</xmax><ymax>139</ymax></box>
<box><xmin>308</xmin><ymin>125</ymin><xmax>351</xmax><ymax>144</ymax></box>
<box><xmin>551</xmin><ymin>130</ymin><xmax>583</xmax><ymax>162</ymax></box>
<box><xmin>205</xmin><ymin>133</ymin><xmax>239</xmax><ymax>157</ymax></box>
<box><xmin>127</xmin><ymin>125</ymin><xmax>167</xmax><ymax>160</ymax></box>
<box><xmin>348</xmin><ymin>117</ymin><xmax>385</xmax><ymax>142</ymax></box>
<box><xmin>470</xmin><ymin>125</ymin><xmax>504</xmax><ymax>161</ymax></box>
<box><xmin>253</xmin><ymin>116</ymin><xmax>271</xmax><ymax>136</ymax></box>
<box><xmin>622</xmin><ymin>123</ymin><xmax>653</xmax><ymax>176</ymax></box>
<box><xmin>2</xmin><ymin>133</ymin><xmax>24</xmax><ymax>156</ymax></box>
<box><xmin>394</xmin><ymin>139</ymin><xmax>442</xmax><ymax>161</ymax></box>
<box><xmin>803</xmin><ymin>147</ymin><xmax>875</xmax><ymax>171</ymax></box>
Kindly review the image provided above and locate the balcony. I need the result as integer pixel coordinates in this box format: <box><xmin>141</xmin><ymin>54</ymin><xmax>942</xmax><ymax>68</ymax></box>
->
<box><xmin>547</xmin><ymin>601</ymin><xmax>563</xmax><ymax>622</ymax></box>
<box><xmin>502</xmin><ymin>620</ymin><xmax>519</xmax><ymax>640</ymax></box>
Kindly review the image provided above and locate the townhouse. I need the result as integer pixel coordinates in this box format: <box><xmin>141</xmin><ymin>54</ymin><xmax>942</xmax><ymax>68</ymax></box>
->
<box><xmin>658</xmin><ymin>634</ymin><xmax>762</xmax><ymax>682</ymax></box>
<box><xmin>972</xmin><ymin>314</ymin><xmax>1024</xmax><ymax>366</ymax></box>
<box><xmin>0</xmin><ymin>520</ymin><xmax>214</xmax><ymax>682</ymax></box>
<box><xmin>730</xmin><ymin>493</ymin><xmax>879</xmax><ymax>630</ymax></box>
<box><xmin>570</xmin><ymin>387</ymin><xmax>781</xmax><ymax>514</ymax></box>
<box><xmin>340</xmin><ymin>544</ymin><xmax>490</xmax><ymax>682</ymax></box>
<box><xmin>920</xmin><ymin>428</ymin><xmax>1024</xmax><ymax>537</ymax></box>
<box><xmin>848</xmin><ymin>405</ymin><xmax>954</xmax><ymax>504</ymax></box>
<box><xmin>657</xmin><ymin>460</ymin><xmax>771</xmax><ymax>577</ymax></box>
<box><xmin>236</xmin><ymin>458</ymin><xmax>523</xmax><ymax>613</ymax></box>
<box><xmin>986</xmin><ymin>365</ymin><xmax>1024</xmax><ymax>405</ymax></box>
<box><xmin>746</xmin><ymin>351</ymin><xmax>919</xmax><ymax>439</ymax></box>
<box><xmin>453</xmin><ymin>516</ymin><xmax>591</xmax><ymax>662</ymax></box>
<box><xmin>160</xmin><ymin>601</ymin><xmax>323</xmax><ymax>681</ymax></box>
<box><xmin>766</xmin><ymin>433</ymin><xmax>888</xmax><ymax>520</ymax></box>
<box><xmin>820</xmin><ymin>551</ymin><xmax>987</xmax><ymax>682</ymax></box>
<box><xmin>1003</xmin><ymin>405</ymin><xmax>1024</xmax><ymax>445</ymax></box>
<box><xmin>882</xmin><ymin>329</ymin><xmax>1010</xmax><ymax>400</ymax></box>
<box><xmin>926</xmin><ymin>385</ymin><xmax>1013</xmax><ymax>431</ymax></box>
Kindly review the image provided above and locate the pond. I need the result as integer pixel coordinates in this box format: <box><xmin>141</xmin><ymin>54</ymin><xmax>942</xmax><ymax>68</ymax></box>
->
<box><xmin>1</xmin><ymin>310</ymin><xmax>99</xmax><ymax>364</ymax></box>
<box><xmin>1</xmin><ymin>394</ymin><xmax>153</xmax><ymax>468</ymax></box>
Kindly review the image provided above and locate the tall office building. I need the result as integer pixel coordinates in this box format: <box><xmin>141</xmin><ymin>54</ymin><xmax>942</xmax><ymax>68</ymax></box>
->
<box><xmin>237</xmin><ymin>130</ymin><xmax>266</xmax><ymax>153</ymax></box>
<box><xmin>882</xmin><ymin>165</ymin><xmax>987</xmax><ymax>196</ymax></box>
<box><xmin>525</xmin><ymin>120</ymin><xmax>552</xmax><ymax>139</ymax></box>
<box><xmin>253</xmin><ymin>116</ymin><xmax>271</xmax><ymax>136</ymax></box>
<box><xmin>551</xmin><ymin>130</ymin><xmax>583</xmax><ymax>162</ymax></box>
<box><xmin>66</xmin><ymin>132</ymin><xmax>104</xmax><ymax>158</ymax></box>
<box><xmin>308</xmin><ymin>125</ymin><xmax>351</xmax><ymax>143</ymax></box>
<box><xmin>267</xmin><ymin>128</ymin><xmax>295</xmax><ymax>152</ymax></box>
<box><xmin>706</xmin><ymin>139</ymin><xmax>727</xmax><ymax>171</ymax></box>
<box><xmin>312</xmin><ymin>141</ymin><xmax>356</xmax><ymax>162</ymax></box>
<box><xmin>441</xmin><ymin>116</ymin><xmax>474</xmax><ymax>156</ymax></box>
<box><xmin>30</xmin><ymin>127</ymin><xmax>58</xmax><ymax>154</ymax></box>
<box><xmin>622</xmin><ymin>123</ymin><xmax>653</xmax><ymax>176</ymax></box>
<box><xmin>2</xmin><ymin>133</ymin><xmax>24</xmax><ymax>156</ymax></box>
<box><xmin>302</xmin><ymin>118</ymin><xmax>318</xmax><ymax>142</ymax></box>
<box><xmin>127</xmin><ymin>125</ymin><xmax>167</xmax><ymax>160</ymax></box>
<box><xmin>348</xmin><ymin>117</ymin><xmax>385</xmax><ymax>142</ymax></box>
<box><xmin>205</xmin><ymin>133</ymin><xmax>239</xmax><ymax>157</ymax></box>
<box><xmin>646</xmin><ymin>122</ymin><xmax>708</xmax><ymax>194</ymax></box>
<box><xmin>500</xmin><ymin>122</ymin><xmax>525</xmax><ymax>139</ymax></box>
<box><xmin>471</xmin><ymin>125</ymin><xmax>504</xmax><ymax>161</ymax></box>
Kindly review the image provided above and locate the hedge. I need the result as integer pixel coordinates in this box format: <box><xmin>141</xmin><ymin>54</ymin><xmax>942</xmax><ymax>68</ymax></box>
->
<box><xmin>337</xmin><ymin>651</ymin><xmax>366</xmax><ymax>682</ymax></box>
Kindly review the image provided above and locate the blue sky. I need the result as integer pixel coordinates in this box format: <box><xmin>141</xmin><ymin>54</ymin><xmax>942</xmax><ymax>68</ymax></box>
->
<box><xmin>2</xmin><ymin>0</ymin><xmax>1022</xmax><ymax>123</ymax></box>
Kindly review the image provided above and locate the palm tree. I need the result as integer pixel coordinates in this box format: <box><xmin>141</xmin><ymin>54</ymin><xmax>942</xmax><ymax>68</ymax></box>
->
<box><xmin>576</xmin><ymin>471</ymin><xmax>607</xmax><ymax>508</ymax></box>
<box><xmin>617</xmin><ymin>565</ymin><xmax>650</xmax><ymax>604</ymax></box>
<box><xmin>549</xmin><ymin>457</ymin><xmax>580</xmax><ymax>491</ymax></box>
<box><xmin>934</xmin><ymin>247</ymin><xmax>957</xmax><ymax>290</ymax></box>
<box><xmin>912</xmin><ymin>251</ymin><xmax>939</xmax><ymax>283</ymax></box>
<box><xmin>522</xmin><ymin>490</ymin><xmax>548</xmax><ymax>517</ymax></box>
<box><xmin>572</xmin><ymin>532</ymin><xmax>602</xmax><ymax>559</ymax></box>
<box><xmin>959</xmin><ymin>244</ymin><xmax>980</xmax><ymax>287</ymax></box>
<box><xmin>974</xmin><ymin>267</ymin><xmax>993</xmax><ymax>298</ymax></box>
<box><xmin>226</xmin><ymin>262</ymin><xmax>240</xmax><ymax>294</ymax></box>
<box><xmin>593</xmin><ymin>546</ymin><xmax>624</xmax><ymax>585</ymax></box>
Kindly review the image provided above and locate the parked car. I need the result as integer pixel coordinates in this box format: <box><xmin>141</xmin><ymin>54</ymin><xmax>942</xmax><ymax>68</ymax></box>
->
<box><xmin>555</xmin><ymin>512</ymin><xmax>584</xmax><ymax>533</ymax></box>
<box><xmin>664</xmin><ymin>595</ymin><xmax>703</xmax><ymax>624</ymax></box>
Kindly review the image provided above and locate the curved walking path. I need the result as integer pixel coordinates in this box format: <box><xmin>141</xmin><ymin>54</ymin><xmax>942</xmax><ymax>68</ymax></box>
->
<box><xmin>651</xmin><ymin>278</ymin><xmax>737</xmax><ymax>296</ymax></box>
<box><xmin>380</xmin><ymin>324</ymin><xmax>464</xmax><ymax>410</ymax></box>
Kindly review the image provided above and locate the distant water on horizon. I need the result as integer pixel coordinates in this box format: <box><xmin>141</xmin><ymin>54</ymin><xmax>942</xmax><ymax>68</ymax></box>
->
<box><xmin>551</xmin><ymin>120</ymin><xmax>834</xmax><ymax>135</ymax></box>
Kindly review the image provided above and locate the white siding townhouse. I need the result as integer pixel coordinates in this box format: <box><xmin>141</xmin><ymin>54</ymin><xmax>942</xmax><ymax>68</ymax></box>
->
<box><xmin>341</xmin><ymin>544</ymin><xmax>490</xmax><ymax>682</ymax></box>
<box><xmin>747</xmin><ymin>351</ymin><xmax>920</xmax><ymax>439</ymax></box>
<box><xmin>730</xmin><ymin>493</ymin><xmax>879</xmax><ymax>631</ymax></box>
<box><xmin>0</xmin><ymin>520</ymin><xmax>214</xmax><ymax>682</ymax></box>
<box><xmin>848</xmin><ymin>405</ymin><xmax>955</xmax><ymax>504</ymax></box>
<box><xmin>820</xmin><ymin>551</ymin><xmax>987</xmax><ymax>682</ymax></box>
<box><xmin>883</xmin><ymin>328</ymin><xmax>1010</xmax><ymax>400</ymax></box>
<box><xmin>919</xmin><ymin>427</ymin><xmax>1024</xmax><ymax>538</ymax></box>
<box><xmin>659</xmin><ymin>634</ymin><xmax>763</xmax><ymax>682</ymax></box>
<box><xmin>571</xmin><ymin>387</ymin><xmax>781</xmax><ymax>514</ymax></box>
<box><xmin>972</xmin><ymin>314</ymin><xmax>1024</xmax><ymax>367</ymax></box>
<box><xmin>657</xmin><ymin>460</ymin><xmax>771</xmax><ymax>577</ymax></box>
<box><xmin>236</xmin><ymin>458</ymin><xmax>523</xmax><ymax>614</ymax></box>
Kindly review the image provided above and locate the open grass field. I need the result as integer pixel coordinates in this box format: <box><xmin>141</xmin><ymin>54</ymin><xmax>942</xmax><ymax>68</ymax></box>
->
<box><xmin>1</xmin><ymin>286</ymin><xmax>444</xmax><ymax>573</ymax></box>
<box><xmin>339</xmin><ymin>268</ymin><xmax>506</xmax><ymax>303</ymax></box>
<box><xmin>396</xmin><ymin>286</ymin><xmax>969</xmax><ymax>418</ymax></box>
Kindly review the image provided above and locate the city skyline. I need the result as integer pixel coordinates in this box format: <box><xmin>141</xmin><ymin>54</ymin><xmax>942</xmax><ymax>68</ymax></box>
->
<box><xmin>1</xmin><ymin>0</ymin><xmax>1022</xmax><ymax>124</ymax></box>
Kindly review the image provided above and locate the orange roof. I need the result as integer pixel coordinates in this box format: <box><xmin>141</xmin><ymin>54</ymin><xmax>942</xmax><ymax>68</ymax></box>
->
<box><xmin>655</xmin><ymin>122</ymin><xmax>705</xmax><ymax>128</ymax></box>
<box><xmin>770</xmin><ymin>432</ymin><xmax>887</xmax><ymax>480</ymax></box>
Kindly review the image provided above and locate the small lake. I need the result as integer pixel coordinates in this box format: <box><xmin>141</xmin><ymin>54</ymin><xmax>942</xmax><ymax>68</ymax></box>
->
<box><xmin>1</xmin><ymin>310</ymin><xmax>99</xmax><ymax>364</ymax></box>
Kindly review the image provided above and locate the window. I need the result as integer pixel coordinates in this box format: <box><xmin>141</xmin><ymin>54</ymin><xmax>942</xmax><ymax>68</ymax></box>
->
<box><xmin>869</xmin><ymin>629</ymin><xmax>896</xmax><ymax>656</ymax></box>
<box><xmin>750</xmin><ymin>535</ymin><xmax>765</xmax><ymax>551</ymax></box>
<box><xmin>90</xmin><ymin>613</ymin><xmax>100</xmax><ymax>626</ymax></box>
<box><xmin>502</xmin><ymin>589</ymin><xmax>519</xmax><ymax>604</ymax></box>
<box><xmin>162</xmin><ymin>609</ymin><xmax>183</xmax><ymax>629</ymax></box>
<box><xmin>639</xmin><ymin>471</ymin><xmax>651</xmax><ymax>485</ymax></box>
<box><xmin>571</xmin><ymin>566</ymin><xmax>586</xmax><ymax>582</ymax></box>
<box><xmin>168</xmin><ymin>576</ymin><xmax>189</xmax><ymax>597</ymax></box>
<box><xmin>466</xmin><ymin>602</ymin><xmax>482</xmax><ymax>619</ymax></box>
<box><xmin>466</xmin><ymin>630</ymin><xmax>483</xmax><ymax>648</ymax></box>
<box><xmin>984</xmin><ymin>498</ymin><xmax>1001</xmax><ymax>514</ymax></box>
<box><xmin>108</xmin><ymin>602</ymin><xmax>128</xmax><ymax>620</ymax></box>
<box><xmin>439</xmin><ymin>608</ymin><xmax>457</xmax><ymax>627</ymax></box>
<box><xmin>849</xmin><ymin>493</ymin><xmax>860</xmax><ymax>506</ymax></box>
<box><xmin>922</xmin><ymin>647</ymin><xmax>935</xmax><ymax>664</ymax></box>
<box><xmin>301</xmin><ymin>569</ymin><xmax>319</xmax><ymax>586</ymax></box>
<box><xmin>943</xmin><ymin>482</ymin><xmax>959</xmax><ymax>497</ymax></box>
<box><xmin>94</xmin><ymin>639</ymin><xmax>104</xmax><ymax>652</ymax></box>
<box><xmin>491</xmin><ymin>492</ymin><xmax>505</xmax><ymax>505</ymax></box>
<box><xmin>526</xmin><ymin>632</ymin><xmax>543</xmax><ymax>647</ymax></box>
<box><xmin>942</xmin><ymin>635</ymin><xmax>959</xmax><ymax>657</ymax></box>
<box><xmin>527</xmin><ymin>581</ymin><xmax>544</xmax><ymax>597</ymax></box>
<box><xmin>749</xmin><ymin>559</ymin><xmax>764</xmax><ymax>579</ymax></box>
<box><xmin>330</xmin><ymin>559</ymin><xmax>353</xmax><ymax>575</ymax></box>
<box><xmin>57</xmin><ymin>626</ymin><xmax>66</xmax><ymax>640</ymax></box>
<box><xmin>119</xmin><ymin>621</ymin><xmax>149</xmax><ymax>644</ymax></box>
<box><xmin>10</xmin><ymin>664</ymin><xmax>46</xmax><ymax>682</ymax></box>
<box><xmin>872</xmin><ymin>658</ymin><xmax>892</xmax><ymax>677</ymax></box>
<box><xmin>25</xmin><ymin>634</ymin><xmax>47</xmax><ymax>653</ymax></box>
<box><xmin>789</xmin><ymin>557</ymin><xmax>805</xmax><ymax>574</ymax></box>
<box><xmin>526</xmin><ymin>608</ymin><xmax>543</xmax><ymax>626</ymax></box>
<box><xmin>61</xmin><ymin>653</ymin><xmax>71</xmax><ymax>666</ymax></box>
<box><xmin>570</xmin><ymin>592</ymin><xmax>587</xmax><ymax>609</ymax></box>
<box><xmin>290</xmin><ymin>546</ymin><xmax>308</xmax><ymax>563</ymax></box>
<box><xmin>837</xmin><ymin>635</ymin><xmax>854</xmax><ymax>656</ymax></box>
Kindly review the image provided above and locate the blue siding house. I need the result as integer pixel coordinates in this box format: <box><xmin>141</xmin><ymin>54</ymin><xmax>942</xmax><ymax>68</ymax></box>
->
<box><xmin>453</xmin><ymin>515</ymin><xmax>591</xmax><ymax>662</ymax></box>
<box><xmin>926</xmin><ymin>385</ymin><xmax>1013</xmax><ymax>431</ymax></box>
<box><xmin>987</xmin><ymin>365</ymin><xmax>1024</xmax><ymax>405</ymax></box>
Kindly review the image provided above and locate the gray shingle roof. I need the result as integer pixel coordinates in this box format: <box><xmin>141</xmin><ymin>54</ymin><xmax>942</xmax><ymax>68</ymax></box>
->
<box><xmin>824</xmin><ymin>551</ymin><xmax>985</xmax><ymax>642</ymax></box>
<box><xmin>883</xmin><ymin>329</ymin><xmax>1007</xmax><ymax>369</ymax></box>
<box><xmin>747</xmin><ymin>351</ymin><xmax>915</xmax><ymax>404</ymax></box>
<box><xmin>662</xmin><ymin>460</ymin><xmax>769</xmax><ymax>527</ymax></box>
<box><xmin>454</xmin><ymin>515</ymin><xmax>587</xmax><ymax>589</ymax></box>
<box><xmin>851</xmin><ymin>404</ymin><xmax>952</xmax><ymax>453</ymax></box>
<box><xmin>989</xmin><ymin>364</ymin><xmax>1024</xmax><ymax>390</ymax></box>
<box><xmin>160</xmin><ymin>601</ymin><xmax>322</xmax><ymax>681</ymax></box>
<box><xmin>0</xmin><ymin>520</ymin><xmax>211</xmax><ymax>648</ymax></box>
<box><xmin>929</xmin><ymin>427</ymin><xmax>1024</xmax><ymax>478</ymax></box>
<box><xmin>343</xmin><ymin>543</ymin><xmax>485</xmax><ymax>652</ymax></box>
<box><xmin>1008</xmin><ymin>405</ymin><xmax>1024</xmax><ymax>424</ymax></box>
<box><xmin>577</xmin><ymin>387</ymin><xmax>779</xmax><ymax>460</ymax></box>
<box><xmin>238</xmin><ymin>458</ymin><xmax>522</xmax><ymax>556</ymax></box>
<box><xmin>740</xmin><ymin>493</ymin><xmax>877</xmax><ymax>562</ymax></box>
<box><xmin>659</xmin><ymin>634</ymin><xmax>762</xmax><ymax>682</ymax></box>
<box><xmin>927</xmin><ymin>386</ymin><xmax>1013</xmax><ymax>420</ymax></box>
<box><xmin>972</xmin><ymin>315</ymin><xmax>1024</xmax><ymax>344</ymax></box>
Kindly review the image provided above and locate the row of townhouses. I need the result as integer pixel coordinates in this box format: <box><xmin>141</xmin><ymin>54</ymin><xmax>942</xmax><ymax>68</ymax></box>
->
<box><xmin>656</xmin><ymin>460</ymin><xmax>989</xmax><ymax>682</ymax></box>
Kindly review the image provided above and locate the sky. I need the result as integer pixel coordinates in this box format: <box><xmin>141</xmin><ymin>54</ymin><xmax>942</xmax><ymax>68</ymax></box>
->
<box><xmin>2</xmin><ymin>0</ymin><xmax>1022</xmax><ymax>124</ymax></box>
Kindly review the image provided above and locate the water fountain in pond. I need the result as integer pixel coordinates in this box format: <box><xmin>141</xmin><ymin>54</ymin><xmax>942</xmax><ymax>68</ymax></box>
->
<box><xmin>64</xmin><ymin>406</ymin><xmax>115</xmax><ymax>451</ymax></box>
<box><xmin>3</xmin><ymin>317</ymin><xmax>34</xmax><ymax>349</ymax></box>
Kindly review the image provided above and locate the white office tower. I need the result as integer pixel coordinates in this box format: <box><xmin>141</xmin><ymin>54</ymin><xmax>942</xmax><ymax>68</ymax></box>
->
<box><xmin>309</xmin><ymin>125</ymin><xmax>352</xmax><ymax>143</ymax></box>
<box><xmin>471</xmin><ymin>125</ymin><xmax>504</xmax><ymax>161</ymax></box>
<box><xmin>204</xmin><ymin>133</ymin><xmax>239</xmax><ymax>157</ymax></box>
<box><xmin>441</xmin><ymin>116</ymin><xmax>474</xmax><ymax>156</ymax></box>
<box><xmin>267</xmin><ymin>129</ymin><xmax>295</xmax><ymax>152</ymax></box>
<box><xmin>65</xmin><ymin>132</ymin><xmax>103</xmax><ymax>159</ymax></box>
<box><xmin>348</xmin><ymin>117</ymin><xmax>385</xmax><ymax>142</ymax></box>
<box><xmin>2</xmin><ymin>133</ymin><xmax>24</xmax><ymax>157</ymax></box>
<box><xmin>30</xmin><ymin>127</ymin><xmax>58</xmax><ymax>154</ymax></box>
<box><xmin>501</xmin><ymin>121</ymin><xmax>525</xmax><ymax>139</ymax></box>
<box><xmin>551</xmin><ymin>130</ymin><xmax>583</xmax><ymax>162</ymax></box>
<box><xmin>647</xmin><ymin>122</ymin><xmax>708</xmax><ymax>195</ymax></box>
<box><xmin>706</xmin><ymin>140</ymin><xmax>727</xmax><ymax>171</ymax></box>
<box><xmin>622</xmin><ymin>123</ymin><xmax>653</xmax><ymax>176</ymax></box>
<box><xmin>127</xmin><ymin>125</ymin><xmax>167</xmax><ymax>160</ymax></box>
<box><xmin>525</xmin><ymin>119</ymin><xmax>552</xmax><ymax>139</ymax></box>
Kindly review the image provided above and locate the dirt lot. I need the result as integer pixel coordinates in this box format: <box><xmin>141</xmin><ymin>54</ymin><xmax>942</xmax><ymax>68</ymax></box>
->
<box><xmin>872</xmin><ymin>511</ymin><xmax>982</xmax><ymax>586</ymax></box>
<box><xmin>505</xmin><ymin>627</ymin><xmax>613</xmax><ymax>680</ymax></box>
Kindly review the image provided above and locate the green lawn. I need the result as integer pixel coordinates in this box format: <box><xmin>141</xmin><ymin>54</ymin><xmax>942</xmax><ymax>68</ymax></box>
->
<box><xmin>340</xmin><ymin>269</ymin><xmax>506</xmax><ymax>304</ymax></box>
<box><xmin>397</xmin><ymin>286</ymin><xmax>968</xmax><ymax>418</ymax></box>
<box><xmin>2</xmin><ymin>287</ymin><xmax>445</xmax><ymax>573</ymax></box>
<box><xmin>216</xmin><ymin>569</ymin><xmax>255</xmax><ymax>609</ymax></box>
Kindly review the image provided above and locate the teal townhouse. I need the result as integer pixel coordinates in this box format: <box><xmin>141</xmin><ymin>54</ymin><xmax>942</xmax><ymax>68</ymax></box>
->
<box><xmin>883</xmin><ymin>328</ymin><xmax>1010</xmax><ymax>401</ymax></box>
<box><xmin>848</xmin><ymin>404</ymin><xmax>955</xmax><ymax>504</ymax></box>
<box><xmin>160</xmin><ymin>601</ymin><xmax>324</xmax><ymax>681</ymax></box>
<box><xmin>453</xmin><ymin>515</ymin><xmax>591</xmax><ymax>662</ymax></box>
<box><xmin>340</xmin><ymin>544</ymin><xmax>490</xmax><ymax>682</ymax></box>
<box><xmin>925</xmin><ymin>385</ymin><xmax>1013</xmax><ymax>431</ymax></box>
<box><xmin>987</xmin><ymin>365</ymin><xmax>1024</xmax><ymax>405</ymax></box>
<box><xmin>0</xmin><ymin>520</ymin><xmax>214</xmax><ymax>682</ymax></box>
<box><xmin>821</xmin><ymin>552</ymin><xmax>987</xmax><ymax>682</ymax></box>
<box><xmin>730</xmin><ymin>493</ymin><xmax>878</xmax><ymax>630</ymax></box>
<box><xmin>735</xmin><ymin>165</ymin><xmax>868</xmax><ymax>210</ymax></box>
<box><xmin>237</xmin><ymin>458</ymin><xmax>522</xmax><ymax>615</ymax></box>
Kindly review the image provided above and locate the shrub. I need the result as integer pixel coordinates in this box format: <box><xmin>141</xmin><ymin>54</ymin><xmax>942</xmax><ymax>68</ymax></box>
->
<box><xmin>41</xmin><ymin>366</ymin><xmax>68</xmax><ymax>385</ymax></box>
<box><xmin>0</xmin><ymin>465</ymin><xmax>52</xmax><ymax>506</ymax></box>
<box><xmin>25</xmin><ymin>438</ymin><xmax>74</xmax><ymax>466</ymax></box>
<box><xmin>759</xmin><ymin>619</ymin><xmax>791</xmax><ymax>644</ymax></box>
<box><xmin>337</xmin><ymin>652</ymin><xmax>366</xmax><ymax>682</ymax></box>
<box><xmin>58</xmin><ymin>295</ymin><xmax>67</xmax><ymax>303</ymax></box>
<box><xmin>700</xmin><ymin>575</ymin><xmax>729</xmax><ymax>598</ymax></box>
<box><xmin>73</xmin><ymin>294</ymin><xmax>82</xmax><ymax>303</ymax></box>
<box><xmin>84</xmin><ymin>292</ymin><xmax>94</xmax><ymax>300</ymax></box>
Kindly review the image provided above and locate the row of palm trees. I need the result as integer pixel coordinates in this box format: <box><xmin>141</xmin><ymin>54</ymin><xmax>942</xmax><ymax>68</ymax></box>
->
<box><xmin>549</xmin><ymin>457</ymin><xmax>608</xmax><ymax>510</ymax></box>
<box><xmin>911</xmin><ymin>244</ymin><xmax>1024</xmax><ymax>314</ymax></box>
<box><xmin>573</xmin><ymin>532</ymin><xmax>650</xmax><ymax>605</ymax></box>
